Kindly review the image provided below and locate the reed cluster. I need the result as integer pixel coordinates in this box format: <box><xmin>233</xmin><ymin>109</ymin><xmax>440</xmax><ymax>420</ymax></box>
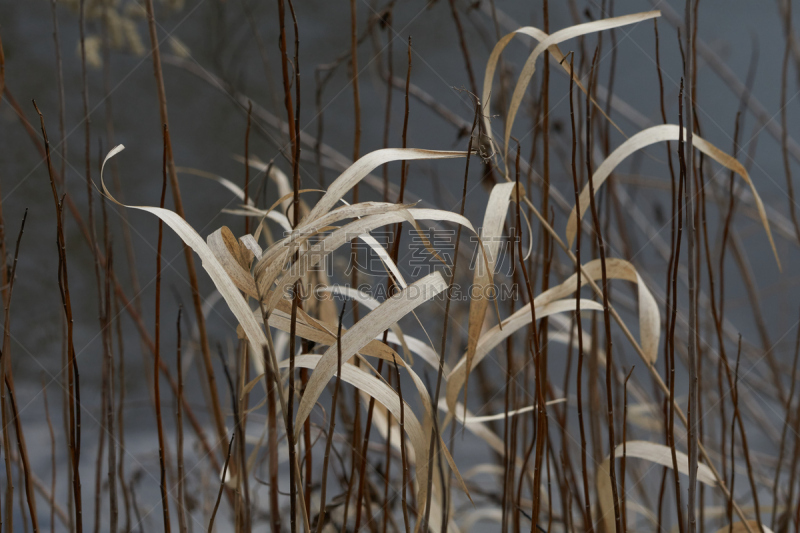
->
<box><xmin>0</xmin><ymin>1</ymin><xmax>798</xmax><ymax>532</ymax></box>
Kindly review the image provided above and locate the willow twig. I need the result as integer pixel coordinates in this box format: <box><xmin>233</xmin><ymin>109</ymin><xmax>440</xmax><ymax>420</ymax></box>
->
<box><xmin>155</xmin><ymin>124</ymin><xmax>172</xmax><ymax>533</ymax></box>
<box><xmin>567</xmin><ymin>51</ymin><xmax>593</xmax><ymax>533</ymax></box>
<box><xmin>315</xmin><ymin>303</ymin><xmax>347</xmax><ymax>533</ymax></box>
<box><xmin>34</xmin><ymin>100</ymin><xmax>82</xmax><ymax>533</ymax></box>
<box><xmin>208</xmin><ymin>435</ymin><xmax>235</xmax><ymax>533</ymax></box>
<box><xmin>586</xmin><ymin>46</ymin><xmax>621</xmax><ymax>533</ymax></box>
<box><xmin>142</xmin><ymin>0</ymin><xmax>227</xmax><ymax>456</ymax></box>
<box><xmin>176</xmin><ymin>308</ymin><xmax>187</xmax><ymax>533</ymax></box>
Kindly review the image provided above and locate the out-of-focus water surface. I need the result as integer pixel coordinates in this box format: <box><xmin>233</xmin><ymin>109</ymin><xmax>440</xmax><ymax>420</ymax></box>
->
<box><xmin>2</xmin><ymin>0</ymin><xmax>800</xmax><ymax>530</ymax></box>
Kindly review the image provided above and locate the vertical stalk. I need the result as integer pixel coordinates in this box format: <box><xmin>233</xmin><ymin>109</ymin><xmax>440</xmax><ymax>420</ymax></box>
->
<box><xmin>621</xmin><ymin>366</ymin><xmax>634</xmax><ymax>532</ymax></box>
<box><xmin>142</xmin><ymin>0</ymin><xmax>228</xmax><ymax>456</ymax></box>
<box><xmin>34</xmin><ymin>101</ymin><xmax>82</xmax><ymax>533</ymax></box>
<box><xmin>683</xmin><ymin>2</ymin><xmax>699</xmax><ymax>530</ymax></box>
<box><xmin>266</xmin><ymin>346</ymin><xmax>280</xmax><ymax>533</ymax></box>
<box><xmin>781</xmin><ymin>0</ymin><xmax>800</xmax><ymax>243</ymax></box>
<box><xmin>208</xmin><ymin>435</ymin><xmax>235</xmax><ymax>533</ymax></box>
<box><xmin>568</xmin><ymin>52</ymin><xmax>593</xmax><ymax>533</ymax></box>
<box><xmin>0</xmin><ymin>33</ymin><xmax>11</xmax><ymax>533</ymax></box>
<box><xmin>511</xmin><ymin>141</ymin><xmax>543</xmax><ymax>531</ymax></box>
<box><xmin>245</xmin><ymin>101</ymin><xmax>253</xmax><ymax>235</ymax></box>
<box><xmin>155</xmin><ymin>125</ymin><xmax>172</xmax><ymax>533</ymax></box>
<box><xmin>315</xmin><ymin>304</ymin><xmax>346</xmax><ymax>533</ymax></box>
<box><xmin>42</xmin><ymin>376</ymin><xmax>57</xmax><ymax>533</ymax></box>
<box><xmin>392</xmin><ymin>353</ymin><xmax>411</xmax><ymax>533</ymax></box>
<box><xmin>2</xmin><ymin>212</ymin><xmax>37</xmax><ymax>533</ymax></box>
<box><xmin>586</xmin><ymin>47</ymin><xmax>621</xmax><ymax>533</ymax></box>
<box><xmin>176</xmin><ymin>309</ymin><xmax>188</xmax><ymax>533</ymax></box>
<box><xmin>346</xmin><ymin>7</ymin><xmax>363</xmax><ymax>517</ymax></box>
<box><xmin>114</xmin><ymin>295</ymin><xmax>131</xmax><ymax>533</ymax></box>
<box><xmin>104</xmin><ymin>240</ymin><xmax>118</xmax><ymax>533</ymax></box>
<box><xmin>422</xmin><ymin>98</ymin><xmax>478</xmax><ymax>533</ymax></box>
<box><xmin>381</xmin><ymin>9</ymin><xmax>393</xmax><ymax>202</ymax></box>
<box><xmin>673</xmin><ymin>80</ymin><xmax>687</xmax><ymax>533</ymax></box>
<box><xmin>286</xmin><ymin>0</ymin><xmax>303</xmax><ymax>530</ymax></box>
<box><xmin>350</xmin><ymin>0</ymin><xmax>361</xmax><ymax>164</ymax></box>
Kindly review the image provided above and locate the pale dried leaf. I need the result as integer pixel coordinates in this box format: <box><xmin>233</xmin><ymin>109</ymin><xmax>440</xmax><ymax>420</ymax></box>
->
<box><xmin>597</xmin><ymin>441</ymin><xmax>716</xmax><ymax>533</ymax></box>
<box><xmin>501</xmin><ymin>11</ymin><xmax>660</xmax><ymax>165</ymax></box>
<box><xmin>565</xmin><ymin>124</ymin><xmax>779</xmax><ymax>268</ymax></box>
<box><xmin>534</xmin><ymin>258</ymin><xmax>660</xmax><ymax>364</ymax></box>
<box><xmin>447</xmin><ymin>298</ymin><xmax>602</xmax><ymax>417</ymax></box>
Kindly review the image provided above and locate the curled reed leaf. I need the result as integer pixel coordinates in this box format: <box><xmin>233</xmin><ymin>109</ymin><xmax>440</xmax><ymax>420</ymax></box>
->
<box><xmin>481</xmin><ymin>23</ymin><xmax>635</xmax><ymax>153</ymax></box>
<box><xmin>489</xmin><ymin>11</ymin><xmax>661</xmax><ymax>166</ymax></box>
<box><xmin>302</xmin><ymin>148</ymin><xmax>469</xmax><ymax>224</ymax></box>
<box><xmin>463</xmin><ymin>182</ymin><xmax>521</xmax><ymax>417</ymax></box>
<box><xmin>448</xmin><ymin>298</ymin><xmax>603</xmax><ymax>418</ymax></box>
<box><xmin>283</xmin><ymin>354</ymin><xmax>431</xmax><ymax>516</ymax></box>
<box><xmin>319</xmin><ymin>285</ymin><xmax>417</xmax><ymax>368</ymax></box>
<box><xmin>294</xmin><ymin>272</ymin><xmax>448</xmax><ymax>435</ymax></box>
<box><xmin>597</xmin><ymin>441</ymin><xmax>717</xmax><ymax>533</ymax></box>
<box><xmin>535</xmin><ymin>258</ymin><xmax>661</xmax><ymax>365</ymax></box>
<box><xmin>99</xmin><ymin>146</ymin><xmax>269</xmax><ymax>378</ymax></box>
<box><xmin>260</xmin><ymin>306</ymin><xmax>398</xmax><ymax>363</ymax></box>
<box><xmin>260</xmin><ymin>208</ymin><xmax>476</xmax><ymax>316</ymax></box>
<box><xmin>565</xmin><ymin>124</ymin><xmax>780</xmax><ymax>269</ymax></box>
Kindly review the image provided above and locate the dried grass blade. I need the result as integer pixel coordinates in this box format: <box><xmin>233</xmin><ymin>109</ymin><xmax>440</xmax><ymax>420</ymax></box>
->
<box><xmin>261</xmin><ymin>208</ymin><xmax>475</xmax><ymax>314</ymax></box>
<box><xmin>261</xmin><ymin>307</ymin><xmax>399</xmax><ymax>363</ymax></box>
<box><xmin>565</xmin><ymin>124</ymin><xmax>779</xmax><ymax>268</ymax></box>
<box><xmin>596</xmin><ymin>441</ymin><xmax>716</xmax><ymax>533</ymax></box>
<box><xmin>447</xmin><ymin>298</ymin><xmax>602</xmax><ymax>417</ymax></box>
<box><xmin>463</xmin><ymin>182</ymin><xmax>520</xmax><ymax>417</ymax></box>
<box><xmin>534</xmin><ymin>258</ymin><xmax>660</xmax><ymax>364</ymax></box>
<box><xmin>482</xmin><ymin>27</ymin><xmax>628</xmax><ymax>148</ymax></box>
<box><xmin>295</xmin><ymin>272</ymin><xmax>447</xmax><ymax>433</ymax></box>
<box><xmin>303</xmin><ymin>148</ymin><xmax>469</xmax><ymax>224</ymax></box>
<box><xmin>286</xmin><ymin>354</ymin><xmax>429</xmax><ymax>522</ymax></box>
<box><xmin>500</xmin><ymin>11</ymin><xmax>661</xmax><ymax>165</ymax></box>
<box><xmin>99</xmin><ymin>146</ymin><xmax>269</xmax><ymax>379</ymax></box>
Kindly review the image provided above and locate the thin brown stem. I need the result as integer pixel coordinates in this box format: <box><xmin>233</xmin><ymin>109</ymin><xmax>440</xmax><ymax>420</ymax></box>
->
<box><xmin>245</xmin><ymin>101</ymin><xmax>253</xmax><ymax>235</ymax></box>
<box><xmin>381</xmin><ymin>9</ymin><xmax>394</xmax><ymax>202</ymax></box>
<box><xmin>1</xmin><ymin>211</ymin><xmax>37</xmax><ymax>533</ymax></box>
<box><xmin>446</xmin><ymin>0</ymin><xmax>478</xmax><ymax>95</ymax></box>
<box><xmin>48</xmin><ymin>0</ymin><xmax>67</xmax><ymax>182</ymax></box>
<box><xmin>683</xmin><ymin>3</ymin><xmax>700</xmax><ymax>529</ymax></box>
<box><xmin>285</xmin><ymin>0</ymin><xmax>303</xmax><ymax>527</ymax></box>
<box><xmin>391</xmin><ymin>353</ymin><xmax>411</xmax><ymax>533</ymax></box>
<box><xmin>354</xmin><ymin>358</ymin><xmax>384</xmax><ymax>532</ymax></box>
<box><xmin>567</xmin><ymin>52</ymin><xmax>593</xmax><ymax>533</ymax></box>
<box><xmin>42</xmin><ymin>376</ymin><xmax>57</xmax><ymax>533</ymax></box>
<box><xmin>315</xmin><ymin>303</ymin><xmax>347</xmax><ymax>533</ymax></box>
<box><xmin>267</xmin><ymin>346</ymin><xmax>280</xmax><ymax>533</ymax></box>
<box><xmin>208</xmin><ymin>435</ymin><xmax>235</xmax><ymax>533</ymax></box>
<box><xmin>586</xmin><ymin>47</ymin><xmax>621</xmax><ymax>533</ymax></box>
<box><xmin>114</xmin><ymin>287</ymin><xmax>131</xmax><ymax>533</ymax></box>
<box><xmin>511</xmin><ymin>142</ymin><xmax>544</xmax><ymax>532</ymax></box>
<box><xmin>781</xmin><ymin>0</ymin><xmax>800</xmax><ymax>243</ymax></box>
<box><xmin>350</xmin><ymin>0</ymin><xmax>361</xmax><ymax>165</ymax></box>
<box><xmin>672</xmin><ymin>80</ymin><xmax>687</xmax><ymax>533</ymax></box>
<box><xmin>176</xmin><ymin>308</ymin><xmax>187</xmax><ymax>533</ymax></box>
<box><xmin>104</xmin><ymin>241</ymin><xmax>118</xmax><ymax>533</ymax></box>
<box><xmin>155</xmin><ymin>124</ymin><xmax>172</xmax><ymax>533</ymax></box>
<box><xmin>142</xmin><ymin>0</ymin><xmax>227</xmax><ymax>457</ymax></box>
<box><xmin>621</xmin><ymin>366</ymin><xmax>634</xmax><ymax>532</ymax></box>
<box><xmin>423</xmin><ymin>96</ymin><xmax>479</xmax><ymax>533</ymax></box>
<box><xmin>276</xmin><ymin>0</ymin><xmax>296</xmax><ymax>163</ymax></box>
<box><xmin>34</xmin><ymin>100</ymin><xmax>82</xmax><ymax>533</ymax></box>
